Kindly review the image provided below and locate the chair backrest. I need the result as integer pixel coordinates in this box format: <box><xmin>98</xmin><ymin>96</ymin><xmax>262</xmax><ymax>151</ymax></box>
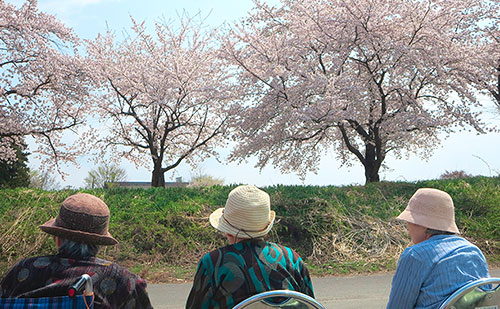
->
<box><xmin>438</xmin><ymin>277</ymin><xmax>500</xmax><ymax>309</ymax></box>
<box><xmin>233</xmin><ymin>290</ymin><xmax>325</xmax><ymax>309</ymax></box>
<box><xmin>0</xmin><ymin>274</ymin><xmax>94</xmax><ymax>309</ymax></box>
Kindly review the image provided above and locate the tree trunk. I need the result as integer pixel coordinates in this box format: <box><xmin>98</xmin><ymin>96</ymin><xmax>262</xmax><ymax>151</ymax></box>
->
<box><xmin>151</xmin><ymin>163</ymin><xmax>165</xmax><ymax>187</ymax></box>
<box><xmin>364</xmin><ymin>162</ymin><xmax>380</xmax><ymax>183</ymax></box>
<box><xmin>363</xmin><ymin>143</ymin><xmax>381</xmax><ymax>184</ymax></box>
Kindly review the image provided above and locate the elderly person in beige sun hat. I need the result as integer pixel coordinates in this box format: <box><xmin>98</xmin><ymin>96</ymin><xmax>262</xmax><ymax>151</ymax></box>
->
<box><xmin>387</xmin><ymin>188</ymin><xmax>490</xmax><ymax>309</ymax></box>
<box><xmin>186</xmin><ymin>185</ymin><xmax>314</xmax><ymax>308</ymax></box>
<box><xmin>0</xmin><ymin>193</ymin><xmax>153</xmax><ymax>308</ymax></box>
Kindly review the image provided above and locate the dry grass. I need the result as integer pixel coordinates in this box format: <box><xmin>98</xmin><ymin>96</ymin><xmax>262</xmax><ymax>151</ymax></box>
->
<box><xmin>1</xmin><ymin>178</ymin><xmax>498</xmax><ymax>282</ymax></box>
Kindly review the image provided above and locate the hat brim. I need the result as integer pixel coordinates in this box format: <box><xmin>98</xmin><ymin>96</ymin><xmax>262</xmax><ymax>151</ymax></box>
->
<box><xmin>40</xmin><ymin>218</ymin><xmax>119</xmax><ymax>246</ymax></box>
<box><xmin>209</xmin><ymin>208</ymin><xmax>275</xmax><ymax>239</ymax></box>
<box><xmin>397</xmin><ymin>210</ymin><xmax>460</xmax><ymax>234</ymax></box>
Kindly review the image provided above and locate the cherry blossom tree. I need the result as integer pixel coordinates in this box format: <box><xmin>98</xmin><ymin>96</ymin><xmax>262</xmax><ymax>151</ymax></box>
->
<box><xmin>0</xmin><ymin>0</ymin><xmax>91</xmax><ymax>170</ymax></box>
<box><xmin>486</xmin><ymin>13</ymin><xmax>500</xmax><ymax>110</ymax></box>
<box><xmin>223</xmin><ymin>0</ymin><xmax>500</xmax><ymax>183</ymax></box>
<box><xmin>494</xmin><ymin>66</ymin><xmax>500</xmax><ymax>110</ymax></box>
<box><xmin>85</xmin><ymin>16</ymin><xmax>235</xmax><ymax>187</ymax></box>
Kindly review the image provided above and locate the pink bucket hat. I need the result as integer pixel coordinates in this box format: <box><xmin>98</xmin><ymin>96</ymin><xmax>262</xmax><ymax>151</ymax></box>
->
<box><xmin>397</xmin><ymin>188</ymin><xmax>460</xmax><ymax>234</ymax></box>
<box><xmin>209</xmin><ymin>185</ymin><xmax>275</xmax><ymax>239</ymax></box>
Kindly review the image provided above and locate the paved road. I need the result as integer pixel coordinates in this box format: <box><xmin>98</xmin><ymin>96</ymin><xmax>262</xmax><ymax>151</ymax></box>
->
<box><xmin>148</xmin><ymin>269</ymin><xmax>500</xmax><ymax>308</ymax></box>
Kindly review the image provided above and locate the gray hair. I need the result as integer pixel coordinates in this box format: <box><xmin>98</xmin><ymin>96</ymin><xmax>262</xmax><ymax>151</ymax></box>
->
<box><xmin>426</xmin><ymin>228</ymin><xmax>455</xmax><ymax>236</ymax></box>
<box><xmin>58</xmin><ymin>239</ymin><xmax>99</xmax><ymax>259</ymax></box>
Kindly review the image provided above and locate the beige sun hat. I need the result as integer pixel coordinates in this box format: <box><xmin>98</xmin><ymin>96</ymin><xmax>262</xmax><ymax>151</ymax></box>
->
<box><xmin>209</xmin><ymin>185</ymin><xmax>276</xmax><ymax>239</ymax></box>
<box><xmin>397</xmin><ymin>188</ymin><xmax>460</xmax><ymax>234</ymax></box>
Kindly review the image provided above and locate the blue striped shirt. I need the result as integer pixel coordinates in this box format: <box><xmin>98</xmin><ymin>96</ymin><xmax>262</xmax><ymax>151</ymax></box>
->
<box><xmin>387</xmin><ymin>235</ymin><xmax>489</xmax><ymax>309</ymax></box>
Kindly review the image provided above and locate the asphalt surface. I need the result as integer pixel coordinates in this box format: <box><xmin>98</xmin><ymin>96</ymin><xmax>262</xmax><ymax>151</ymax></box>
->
<box><xmin>148</xmin><ymin>269</ymin><xmax>500</xmax><ymax>308</ymax></box>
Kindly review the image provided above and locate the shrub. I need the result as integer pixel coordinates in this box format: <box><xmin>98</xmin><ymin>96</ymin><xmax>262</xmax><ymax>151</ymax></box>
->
<box><xmin>189</xmin><ymin>174</ymin><xmax>224</xmax><ymax>187</ymax></box>
<box><xmin>440</xmin><ymin>170</ymin><xmax>472</xmax><ymax>179</ymax></box>
<box><xmin>1</xmin><ymin>177</ymin><xmax>498</xmax><ymax>281</ymax></box>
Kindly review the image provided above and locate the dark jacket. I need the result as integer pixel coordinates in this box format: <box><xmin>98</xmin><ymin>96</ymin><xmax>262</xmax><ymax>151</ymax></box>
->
<box><xmin>0</xmin><ymin>253</ymin><xmax>153</xmax><ymax>308</ymax></box>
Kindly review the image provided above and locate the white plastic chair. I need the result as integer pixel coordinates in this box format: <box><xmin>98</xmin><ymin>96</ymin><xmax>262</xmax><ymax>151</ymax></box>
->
<box><xmin>233</xmin><ymin>290</ymin><xmax>325</xmax><ymax>309</ymax></box>
<box><xmin>438</xmin><ymin>277</ymin><xmax>500</xmax><ymax>309</ymax></box>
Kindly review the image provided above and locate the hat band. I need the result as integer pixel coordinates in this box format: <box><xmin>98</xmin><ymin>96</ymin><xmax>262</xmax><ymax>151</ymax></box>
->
<box><xmin>56</xmin><ymin>206</ymin><xmax>109</xmax><ymax>235</ymax></box>
<box><xmin>222</xmin><ymin>213</ymin><xmax>270</xmax><ymax>234</ymax></box>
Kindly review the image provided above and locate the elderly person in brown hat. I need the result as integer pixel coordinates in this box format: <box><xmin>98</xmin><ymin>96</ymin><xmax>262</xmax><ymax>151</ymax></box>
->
<box><xmin>387</xmin><ymin>188</ymin><xmax>490</xmax><ymax>309</ymax></box>
<box><xmin>0</xmin><ymin>193</ymin><xmax>152</xmax><ymax>308</ymax></box>
<box><xmin>186</xmin><ymin>185</ymin><xmax>314</xmax><ymax>308</ymax></box>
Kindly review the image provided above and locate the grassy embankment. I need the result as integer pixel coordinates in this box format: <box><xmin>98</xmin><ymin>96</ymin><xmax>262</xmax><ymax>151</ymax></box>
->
<box><xmin>1</xmin><ymin>177</ymin><xmax>498</xmax><ymax>283</ymax></box>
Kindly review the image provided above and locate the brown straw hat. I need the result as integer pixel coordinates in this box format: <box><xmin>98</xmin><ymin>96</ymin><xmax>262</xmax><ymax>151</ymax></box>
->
<box><xmin>397</xmin><ymin>188</ymin><xmax>460</xmax><ymax>234</ymax></box>
<box><xmin>39</xmin><ymin>193</ymin><xmax>118</xmax><ymax>245</ymax></box>
<box><xmin>209</xmin><ymin>185</ymin><xmax>275</xmax><ymax>239</ymax></box>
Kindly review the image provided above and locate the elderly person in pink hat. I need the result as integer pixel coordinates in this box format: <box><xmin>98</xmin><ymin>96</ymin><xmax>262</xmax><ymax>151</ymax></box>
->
<box><xmin>0</xmin><ymin>193</ymin><xmax>152</xmax><ymax>308</ymax></box>
<box><xmin>186</xmin><ymin>185</ymin><xmax>314</xmax><ymax>308</ymax></box>
<box><xmin>387</xmin><ymin>188</ymin><xmax>490</xmax><ymax>309</ymax></box>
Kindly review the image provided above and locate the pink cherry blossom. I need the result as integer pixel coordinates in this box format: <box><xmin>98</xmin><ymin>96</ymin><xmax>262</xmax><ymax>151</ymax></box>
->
<box><xmin>85</xmin><ymin>15</ymin><xmax>236</xmax><ymax>186</ymax></box>
<box><xmin>222</xmin><ymin>0</ymin><xmax>500</xmax><ymax>183</ymax></box>
<box><xmin>0</xmin><ymin>0</ymin><xmax>92</xmax><ymax>173</ymax></box>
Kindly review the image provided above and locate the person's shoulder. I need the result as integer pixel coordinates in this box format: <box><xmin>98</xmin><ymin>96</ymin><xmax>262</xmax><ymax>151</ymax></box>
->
<box><xmin>10</xmin><ymin>255</ymin><xmax>57</xmax><ymax>268</ymax></box>
<box><xmin>94</xmin><ymin>258</ymin><xmax>129</xmax><ymax>271</ymax></box>
<box><xmin>92</xmin><ymin>257</ymin><xmax>144</xmax><ymax>281</ymax></box>
<box><xmin>427</xmin><ymin>234</ymin><xmax>480</xmax><ymax>251</ymax></box>
<box><xmin>448</xmin><ymin>235</ymin><xmax>478</xmax><ymax>246</ymax></box>
<box><xmin>400</xmin><ymin>240</ymin><xmax>431</xmax><ymax>262</ymax></box>
<box><xmin>0</xmin><ymin>255</ymin><xmax>57</xmax><ymax>286</ymax></box>
<box><xmin>273</xmin><ymin>242</ymin><xmax>300</xmax><ymax>254</ymax></box>
<box><xmin>435</xmin><ymin>234</ymin><xmax>465</xmax><ymax>242</ymax></box>
<box><xmin>444</xmin><ymin>235</ymin><xmax>486</xmax><ymax>255</ymax></box>
<box><xmin>205</xmin><ymin>241</ymin><xmax>253</xmax><ymax>256</ymax></box>
<box><xmin>197</xmin><ymin>246</ymin><xmax>225</xmax><ymax>266</ymax></box>
<box><xmin>86</xmin><ymin>258</ymin><xmax>150</xmax><ymax>301</ymax></box>
<box><xmin>396</xmin><ymin>245</ymin><xmax>432</xmax><ymax>272</ymax></box>
<box><xmin>402</xmin><ymin>235</ymin><xmax>480</xmax><ymax>261</ymax></box>
<box><xmin>266</xmin><ymin>242</ymin><xmax>304</xmax><ymax>260</ymax></box>
<box><xmin>206</xmin><ymin>244</ymin><xmax>231</xmax><ymax>256</ymax></box>
<box><xmin>268</xmin><ymin>242</ymin><xmax>293</xmax><ymax>252</ymax></box>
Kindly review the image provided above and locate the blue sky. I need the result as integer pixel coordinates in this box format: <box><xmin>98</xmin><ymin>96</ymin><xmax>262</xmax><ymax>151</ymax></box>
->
<box><xmin>35</xmin><ymin>0</ymin><xmax>260</xmax><ymax>40</ymax></box>
<box><xmin>9</xmin><ymin>0</ymin><xmax>500</xmax><ymax>188</ymax></box>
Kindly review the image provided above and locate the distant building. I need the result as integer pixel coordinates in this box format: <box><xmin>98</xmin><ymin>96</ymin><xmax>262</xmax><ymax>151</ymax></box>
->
<box><xmin>105</xmin><ymin>177</ymin><xmax>189</xmax><ymax>189</ymax></box>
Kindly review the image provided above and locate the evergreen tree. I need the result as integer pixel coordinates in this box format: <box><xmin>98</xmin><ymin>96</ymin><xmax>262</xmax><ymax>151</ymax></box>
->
<box><xmin>0</xmin><ymin>140</ymin><xmax>30</xmax><ymax>188</ymax></box>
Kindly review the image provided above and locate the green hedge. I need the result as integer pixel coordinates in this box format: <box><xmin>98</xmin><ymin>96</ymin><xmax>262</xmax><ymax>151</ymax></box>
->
<box><xmin>1</xmin><ymin>177</ymin><xmax>498</xmax><ymax>281</ymax></box>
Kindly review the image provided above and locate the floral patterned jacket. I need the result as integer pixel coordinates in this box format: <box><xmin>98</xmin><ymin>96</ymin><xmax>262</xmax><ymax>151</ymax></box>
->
<box><xmin>186</xmin><ymin>239</ymin><xmax>314</xmax><ymax>308</ymax></box>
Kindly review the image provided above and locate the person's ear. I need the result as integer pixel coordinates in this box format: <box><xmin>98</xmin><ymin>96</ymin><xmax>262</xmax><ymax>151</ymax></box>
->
<box><xmin>55</xmin><ymin>236</ymin><xmax>62</xmax><ymax>248</ymax></box>
<box><xmin>225</xmin><ymin>233</ymin><xmax>236</xmax><ymax>244</ymax></box>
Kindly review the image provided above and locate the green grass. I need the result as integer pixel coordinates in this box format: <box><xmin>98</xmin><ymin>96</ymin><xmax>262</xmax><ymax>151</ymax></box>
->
<box><xmin>1</xmin><ymin>177</ymin><xmax>498</xmax><ymax>282</ymax></box>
